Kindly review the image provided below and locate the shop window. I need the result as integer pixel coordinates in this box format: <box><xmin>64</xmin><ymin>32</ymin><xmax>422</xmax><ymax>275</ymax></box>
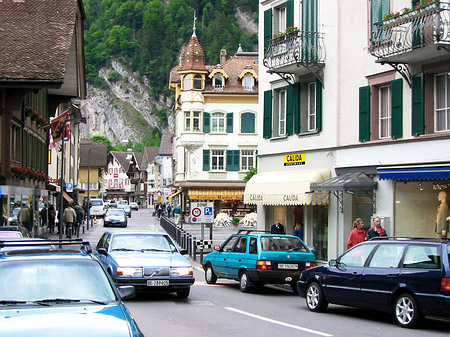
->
<box><xmin>312</xmin><ymin>205</ymin><xmax>328</xmax><ymax>261</ymax></box>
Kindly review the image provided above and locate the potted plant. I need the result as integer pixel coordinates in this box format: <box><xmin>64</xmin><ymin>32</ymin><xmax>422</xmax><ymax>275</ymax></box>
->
<box><xmin>232</xmin><ymin>217</ymin><xmax>240</xmax><ymax>227</ymax></box>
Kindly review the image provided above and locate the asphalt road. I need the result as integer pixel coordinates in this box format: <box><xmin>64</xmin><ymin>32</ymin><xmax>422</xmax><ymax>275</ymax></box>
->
<box><xmin>52</xmin><ymin>208</ymin><xmax>450</xmax><ymax>337</ymax></box>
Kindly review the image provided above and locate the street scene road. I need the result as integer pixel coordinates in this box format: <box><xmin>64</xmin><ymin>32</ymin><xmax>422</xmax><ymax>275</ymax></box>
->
<box><xmin>51</xmin><ymin>208</ymin><xmax>450</xmax><ymax>337</ymax></box>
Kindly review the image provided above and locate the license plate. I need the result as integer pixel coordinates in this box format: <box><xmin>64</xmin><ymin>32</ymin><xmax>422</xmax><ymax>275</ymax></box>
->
<box><xmin>147</xmin><ymin>280</ymin><xmax>169</xmax><ymax>286</ymax></box>
<box><xmin>278</xmin><ymin>263</ymin><xmax>298</xmax><ymax>269</ymax></box>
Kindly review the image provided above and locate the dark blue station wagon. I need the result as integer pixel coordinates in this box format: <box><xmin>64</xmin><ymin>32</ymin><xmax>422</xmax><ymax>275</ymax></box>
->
<box><xmin>297</xmin><ymin>237</ymin><xmax>450</xmax><ymax>328</ymax></box>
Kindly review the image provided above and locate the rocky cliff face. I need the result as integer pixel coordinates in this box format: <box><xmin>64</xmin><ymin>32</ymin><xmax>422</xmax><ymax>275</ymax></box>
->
<box><xmin>79</xmin><ymin>60</ymin><xmax>173</xmax><ymax>143</ymax></box>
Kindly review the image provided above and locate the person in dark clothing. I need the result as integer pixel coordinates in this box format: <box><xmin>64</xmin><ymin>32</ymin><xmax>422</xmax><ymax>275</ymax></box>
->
<box><xmin>48</xmin><ymin>204</ymin><xmax>56</xmax><ymax>233</ymax></box>
<box><xmin>271</xmin><ymin>222</ymin><xmax>285</xmax><ymax>234</ymax></box>
<box><xmin>40</xmin><ymin>204</ymin><xmax>48</xmax><ymax>227</ymax></box>
<box><xmin>367</xmin><ymin>216</ymin><xmax>388</xmax><ymax>239</ymax></box>
<box><xmin>74</xmin><ymin>205</ymin><xmax>84</xmax><ymax>237</ymax></box>
<box><xmin>167</xmin><ymin>204</ymin><xmax>172</xmax><ymax>218</ymax></box>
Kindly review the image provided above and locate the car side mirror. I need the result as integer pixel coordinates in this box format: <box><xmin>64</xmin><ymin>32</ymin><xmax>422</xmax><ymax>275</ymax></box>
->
<box><xmin>117</xmin><ymin>286</ymin><xmax>135</xmax><ymax>300</ymax></box>
<box><xmin>98</xmin><ymin>248</ymin><xmax>108</xmax><ymax>256</ymax></box>
<box><xmin>214</xmin><ymin>245</ymin><xmax>221</xmax><ymax>251</ymax></box>
<box><xmin>179</xmin><ymin>248</ymin><xmax>187</xmax><ymax>255</ymax></box>
<box><xmin>329</xmin><ymin>259</ymin><xmax>337</xmax><ymax>267</ymax></box>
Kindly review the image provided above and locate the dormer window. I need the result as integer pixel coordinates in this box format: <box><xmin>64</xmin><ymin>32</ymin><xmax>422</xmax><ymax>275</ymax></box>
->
<box><xmin>193</xmin><ymin>74</ymin><xmax>202</xmax><ymax>89</ymax></box>
<box><xmin>214</xmin><ymin>75</ymin><xmax>224</xmax><ymax>89</ymax></box>
<box><xmin>243</xmin><ymin>76</ymin><xmax>253</xmax><ymax>90</ymax></box>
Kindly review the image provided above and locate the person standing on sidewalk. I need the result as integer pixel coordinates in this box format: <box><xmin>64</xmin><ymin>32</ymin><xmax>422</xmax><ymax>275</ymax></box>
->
<box><xmin>62</xmin><ymin>203</ymin><xmax>77</xmax><ymax>239</ymax></box>
<box><xmin>346</xmin><ymin>218</ymin><xmax>366</xmax><ymax>250</ymax></box>
<box><xmin>18</xmin><ymin>203</ymin><xmax>32</xmax><ymax>234</ymax></box>
<box><xmin>173</xmin><ymin>204</ymin><xmax>182</xmax><ymax>224</ymax></box>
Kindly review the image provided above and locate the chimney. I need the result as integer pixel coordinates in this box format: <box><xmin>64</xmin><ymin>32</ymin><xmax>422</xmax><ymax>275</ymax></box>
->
<box><xmin>220</xmin><ymin>49</ymin><xmax>227</xmax><ymax>65</ymax></box>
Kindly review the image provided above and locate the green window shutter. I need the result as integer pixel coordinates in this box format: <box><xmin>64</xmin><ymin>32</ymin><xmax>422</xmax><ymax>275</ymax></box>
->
<box><xmin>255</xmin><ymin>150</ymin><xmax>258</xmax><ymax>168</ymax></box>
<box><xmin>203</xmin><ymin>112</ymin><xmax>210</xmax><ymax>133</ymax></box>
<box><xmin>359</xmin><ymin>86</ymin><xmax>371</xmax><ymax>142</ymax></box>
<box><xmin>264</xmin><ymin>9</ymin><xmax>273</xmax><ymax>54</ymax></box>
<box><xmin>316</xmin><ymin>79</ymin><xmax>323</xmax><ymax>132</ymax></box>
<box><xmin>227</xmin><ymin>112</ymin><xmax>233</xmax><ymax>133</ymax></box>
<box><xmin>411</xmin><ymin>74</ymin><xmax>425</xmax><ymax>136</ymax></box>
<box><xmin>241</xmin><ymin>112</ymin><xmax>255</xmax><ymax>133</ymax></box>
<box><xmin>293</xmin><ymin>83</ymin><xmax>301</xmax><ymax>134</ymax></box>
<box><xmin>233</xmin><ymin>150</ymin><xmax>240</xmax><ymax>171</ymax></box>
<box><xmin>203</xmin><ymin>149</ymin><xmax>210</xmax><ymax>171</ymax></box>
<box><xmin>286</xmin><ymin>0</ymin><xmax>294</xmax><ymax>28</ymax></box>
<box><xmin>263</xmin><ymin>90</ymin><xmax>273</xmax><ymax>138</ymax></box>
<box><xmin>286</xmin><ymin>85</ymin><xmax>294</xmax><ymax>135</ymax></box>
<box><xmin>226</xmin><ymin>150</ymin><xmax>233</xmax><ymax>171</ymax></box>
<box><xmin>371</xmin><ymin>0</ymin><xmax>389</xmax><ymax>40</ymax></box>
<box><xmin>391</xmin><ymin>79</ymin><xmax>403</xmax><ymax>139</ymax></box>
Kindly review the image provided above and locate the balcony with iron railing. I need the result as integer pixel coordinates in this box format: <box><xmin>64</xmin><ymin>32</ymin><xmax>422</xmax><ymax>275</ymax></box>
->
<box><xmin>263</xmin><ymin>31</ymin><xmax>326</xmax><ymax>85</ymax></box>
<box><xmin>370</xmin><ymin>1</ymin><xmax>450</xmax><ymax>63</ymax></box>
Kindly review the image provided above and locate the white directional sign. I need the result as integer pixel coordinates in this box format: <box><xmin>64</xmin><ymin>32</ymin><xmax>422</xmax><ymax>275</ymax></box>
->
<box><xmin>190</xmin><ymin>202</ymin><xmax>214</xmax><ymax>224</ymax></box>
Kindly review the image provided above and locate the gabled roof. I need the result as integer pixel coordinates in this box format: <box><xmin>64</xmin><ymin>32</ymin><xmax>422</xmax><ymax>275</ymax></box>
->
<box><xmin>79</xmin><ymin>139</ymin><xmax>107</xmax><ymax>167</ymax></box>
<box><xmin>109</xmin><ymin>151</ymin><xmax>133</xmax><ymax>172</ymax></box>
<box><xmin>144</xmin><ymin>146</ymin><xmax>160</xmax><ymax>164</ymax></box>
<box><xmin>0</xmin><ymin>0</ymin><xmax>84</xmax><ymax>83</ymax></box>
<box><xmin>159</xmin><ymin>133</ymin><xmax>174</xmax><ymax>156</ymax></box>
<box><xmin>133</xmin><ymin>152</ymin><xmax>144</xmax><ymax>169</ymax></box>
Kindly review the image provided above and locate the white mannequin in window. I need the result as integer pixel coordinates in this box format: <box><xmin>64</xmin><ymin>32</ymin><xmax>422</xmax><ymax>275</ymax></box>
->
<box><xmin>436</xmin><ymin>191</ymin><xmax>449</xmax><ymax>238</ymax></box>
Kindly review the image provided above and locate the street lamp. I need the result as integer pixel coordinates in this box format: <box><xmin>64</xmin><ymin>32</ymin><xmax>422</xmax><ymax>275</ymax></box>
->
<box><xmin>58</xmin><ymin>117</ymin><xmax>80</xmax><ymax>240</ymax></box>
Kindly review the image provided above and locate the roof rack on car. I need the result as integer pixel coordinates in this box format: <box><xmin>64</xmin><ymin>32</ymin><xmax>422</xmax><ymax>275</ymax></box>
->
<box><xmin>237</xmin><ymin>230</ymin><xmax>273</xmax><ymax>235</ymax></box>
<box><xmin>369</xmin><ymin>236</ymin><xmax>449</xmax><ymax>242</ymax></box>
<box><xmin>0</xmin><ymin>238</ymin><xmax>92</xmax><ymax>253</ymax></box>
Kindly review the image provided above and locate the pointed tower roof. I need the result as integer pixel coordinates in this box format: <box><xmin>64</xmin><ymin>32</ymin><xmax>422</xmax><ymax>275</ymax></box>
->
<box><xmin>179</xmin><ymin>31</ymin><xmax>207</xmax><ymax>72</ymax></box>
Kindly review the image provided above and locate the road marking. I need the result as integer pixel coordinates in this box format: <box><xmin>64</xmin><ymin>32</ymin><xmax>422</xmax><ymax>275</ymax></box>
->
<box><xmin>224</xmin><ymin>307</ymin><xmax>333</xmax><ymax>337</ymax></box>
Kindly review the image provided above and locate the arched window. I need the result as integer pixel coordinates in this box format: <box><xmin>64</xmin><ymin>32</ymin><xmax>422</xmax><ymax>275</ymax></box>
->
<box><xmin>193</xmin><ymin>74</ymin><xmax>202</xmax><ymax>89</ymax></box>
<box><xmin>241</xmin><ymin>112</ymin><xmax>255</xmax><ymax>133</ymax></box>
<box><xmin>183</xmin><ymin>74</ymin><xmax>192</xmax><ymax>90</ymax></box>
<box><xmin>243</xmin><ymin>76</ymin><xmax>253</xmax><ymax>90</ymax></box>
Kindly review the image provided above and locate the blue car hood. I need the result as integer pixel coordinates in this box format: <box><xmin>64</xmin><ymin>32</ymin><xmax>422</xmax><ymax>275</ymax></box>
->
<box><xmin>0</xmin><ymin>304</ymin><xmax>131</xmax><ymax>337</ymax></box>
<box><xmin>111</xmin><ymin>251</ymin><xmax>191</xmax><ymax>267</ymax></box>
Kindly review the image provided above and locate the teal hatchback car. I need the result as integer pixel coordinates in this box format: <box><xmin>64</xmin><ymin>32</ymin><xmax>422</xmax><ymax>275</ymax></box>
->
<box><xmin>202</xmin><ymin>230</ymin><xmax>316</xmax><ymax>293</ymax></box>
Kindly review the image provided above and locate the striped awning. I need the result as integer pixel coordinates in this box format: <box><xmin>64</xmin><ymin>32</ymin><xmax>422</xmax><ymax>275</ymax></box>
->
<box><xmin>244</xmin><ymin>169</ymin><xmax>330</xmax><ymax>206</ymax></box>
<box><xmin>188</xmin><ymin>188</ymin><xmax>244</xmax><ymax>200</ymax></box>
<box><xmin>168</xmin><ymin>189</ymin><xmax>183</xmax><ymax>201</ymax></box>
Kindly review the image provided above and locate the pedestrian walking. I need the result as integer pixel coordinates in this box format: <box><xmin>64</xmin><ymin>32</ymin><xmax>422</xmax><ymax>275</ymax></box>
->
<box><xmin>173</xmin><ymin>204</ymin><xmax>183</xmax><ymax>224</ymax></box>
<box><xmin>17</xmin><ymin>203</ymin><xmax>32</xmax><ymax>233</ymax></box>
<box><xmin>40</xmin><ymin>203</ymin><xmax>48</xmax><ymax>228</ymax></box>
<box><xmin>346</xmin><ymin>218</ymin><xmax>367</xmax><ymax>249</ymax></box>
<box><xmin>74</xmin><ymin>204</ymin><xmax>84</xmax><ymax>237</ymax></box>
<box><xmin>167</xmin><ymin>203</ymin><xmax>172</xmax><ymax>218</ymax></box>
<box><xmin>62</xmin><ymin>203</ymin><xmax>77</xmax><ymax>239</ymax></box>
<box><xmin>367</xmin><ymin>216</ymin><xmax>387</xmax><ymax>239</ymax></box>
<box><xmin>155</xmin><ymin>203</ymin><xmax>161</xmax><ymax>219</ymax></box>
<box><xmin>48</xmin><ymin>204</ymin><xmax>56</xmax><ymax>233</ymax></box>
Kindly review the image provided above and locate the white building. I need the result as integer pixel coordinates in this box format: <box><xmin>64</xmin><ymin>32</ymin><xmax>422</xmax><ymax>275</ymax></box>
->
<box><xmin>247</xmin><ymin>0</ymin><xmax>450</xmax><ymax>261</ymax></box>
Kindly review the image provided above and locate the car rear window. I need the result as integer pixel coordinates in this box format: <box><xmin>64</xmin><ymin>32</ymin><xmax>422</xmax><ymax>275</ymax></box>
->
<box><xmin>402</xmin><ymin>245</ymin><xmax>441</xmax><ymax>270</ymax></box>
<box><xmin>260</xmin><ymin>236</ymin><xmax>309</xmax><ymax>252</ymax></box>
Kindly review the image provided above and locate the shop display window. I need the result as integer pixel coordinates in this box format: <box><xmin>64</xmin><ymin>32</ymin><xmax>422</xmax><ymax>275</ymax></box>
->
<box><xmin>312</xmin><ymin>205</ymin><xmax>328</xmax><ymax>261</ymax></box>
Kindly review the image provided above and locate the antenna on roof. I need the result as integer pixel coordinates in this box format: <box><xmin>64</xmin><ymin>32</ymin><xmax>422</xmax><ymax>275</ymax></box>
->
<box><xmin>192</xmin><ymin>10</ymin><xmax>197</xmax><ymax>37</ymax></box>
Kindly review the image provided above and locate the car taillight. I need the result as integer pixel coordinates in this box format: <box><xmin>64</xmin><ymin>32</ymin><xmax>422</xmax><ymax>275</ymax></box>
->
<box><xmin>304</xmin><ymin>262</ymin><xmax>317</xmax><ymax>270</ymax></box>
<box><xmin>256</xmin><ymin>260</ymin><xmax>272</xmax><ymax>270</ymax></box>
<box><xmin>441</xmin><ymin>278</ymin><xmax>450</xmax><ymax>291</ymax></box>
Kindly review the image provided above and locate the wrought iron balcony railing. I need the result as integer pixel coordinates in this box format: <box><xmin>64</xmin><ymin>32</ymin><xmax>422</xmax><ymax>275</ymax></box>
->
<box><xmin>370</xmin><ymin>1</ymin><xmax>450</xmax><ymax>61</ymax></box>
<box><xmin>263</xmin><ymin>31</ymin><xmax>326</xmax><ymax>70</ymax></box>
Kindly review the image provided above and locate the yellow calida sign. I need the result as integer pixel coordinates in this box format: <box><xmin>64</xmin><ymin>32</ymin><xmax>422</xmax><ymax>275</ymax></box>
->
<box><xmin>284</xmin><ymin>153</ymin><xmax>306</xmax><ymax>166</ymax></box>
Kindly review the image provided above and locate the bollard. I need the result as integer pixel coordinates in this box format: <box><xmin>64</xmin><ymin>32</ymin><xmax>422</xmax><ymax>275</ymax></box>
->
<box><xmin>193</xmin><ymin>240</ymin><xmax>197</xmax><ymax>261</ymax></box>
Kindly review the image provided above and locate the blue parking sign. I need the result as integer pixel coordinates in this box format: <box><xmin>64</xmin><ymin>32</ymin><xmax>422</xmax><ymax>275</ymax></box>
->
<box><xmin>66</xmin><ymin>182</ymin><xmax>73</xmax><ymax>193</ymax></box>
<box><xmin>204</xmin><ymin>207</ymin><xmax>213</xmax><ymax>216</ymax></box>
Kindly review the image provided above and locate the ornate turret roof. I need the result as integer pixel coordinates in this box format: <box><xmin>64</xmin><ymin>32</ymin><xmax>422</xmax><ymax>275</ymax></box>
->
<box><xmin>179</xmin><ymin>32</ymin><xmax>207</xmax><ymax>72</ymax></box>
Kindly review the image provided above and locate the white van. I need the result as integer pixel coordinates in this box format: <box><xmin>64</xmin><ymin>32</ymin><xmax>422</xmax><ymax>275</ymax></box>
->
<box><xmin>89</xmin><ymin>198</ymin><xmax>105</xmax><ymax>218</ymax></box>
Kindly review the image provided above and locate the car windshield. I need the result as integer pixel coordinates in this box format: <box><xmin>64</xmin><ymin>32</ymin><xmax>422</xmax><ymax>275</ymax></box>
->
<box><xmin>0</xmin><ymin>260</ymin><xmax>116</xmax><ymax>303</ymax></box>
<box><xmin>91</xmin><ymin>200</ymin><xmax>103</xmax><ymax>206</ymax></box>
<box><xmin>111</xmin><ymin>234</ymin><xmax>174</xmax><ymax>252</ymax></box>
<box><xmin>118</xmin><ymin>205</ymin><xmax>130</xmax><ymax>210</ymax></box>
<box><xmin>107</xmin><ymin>210</ymin><xmax>125</xmax><ymax>216</ymax></box>
<box><xmin>260</xmin><ymin>236</ymin><xmax>309</xmax><ymax>252</ymax></box>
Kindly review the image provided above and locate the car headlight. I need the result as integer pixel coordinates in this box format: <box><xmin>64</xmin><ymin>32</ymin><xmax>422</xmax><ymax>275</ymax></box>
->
<box><xmin>170</xmin><ymin>267</ymin><xmax>194</xmax><ymax>277</ymax></box>
<box><xmin>104</xmin><ymin>216</ymin><xmax>109</xmax><ymax>221</ymax></box>
<box><xmin>116</xmin><ymin>267</ymin><xmax>143</xmax><ymax>277</ymax></box>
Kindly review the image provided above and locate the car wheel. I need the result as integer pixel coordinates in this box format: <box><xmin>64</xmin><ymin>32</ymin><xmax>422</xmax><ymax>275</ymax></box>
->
<box><xmin>306</xmin><ymin>282</ymin><xmax>328</xmax><ymax>312</ymax></box>
<box><xmin>205</xmin><ymin>264</ymin><xmax>217</xmax><ymax>284</ymax></box>
<box><xmin>176</xmin><ymin>288</ymin><xmax>190</xmax><ymax>299</ymax></box>
<box><xmin>239</xmin><ymin>271</ymin><xmax>251</xmax><ymax>293</ymax></box>
<box><xmin>290</xmin><ymin>282</ymin><xmax>299</xmax><ymax>295</ymax></box>
<box><xmin>394</xmin><ymin>293</ymin><xmax>422</xmax><ymax>328</ymax></box>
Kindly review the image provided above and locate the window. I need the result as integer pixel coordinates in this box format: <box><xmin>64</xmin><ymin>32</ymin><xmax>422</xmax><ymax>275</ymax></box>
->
<box><xmin>211</xmin><ymin>112</ymin><xmax>225</xmax><ymax>132</ymax></box>
<box><xmin>211</xmin><ymin>150</ymin><xmax>225</xmax><ymax>171</ymax></box>
<box><xmin>339</xmin><ymin>244</ymin><xmax>377</xmax><ymax>267</ymax></box>
<box><xmin>307</xmin><ymin>82</ymin><xmax>316</xmax><ymax>131</ymax></box>
<box><xmin>379</xmin><ymin>85</ymin><xmax>392</xmax><ymax>138</ymax></box>
<box><xmin>222</xmin><ymin>236</ymin><xmax>239</xmax><ymax>252</ymax></box>
<box><xmin>233</xmin><ymin>237</ymin><xmax>247</xmax><ymax>253</ymax></box>
<box><xmin>214</xmin><ymin>76</ymin><xmax>224</xmax><ymax>89</ymax></box>
<box><xmin>10</xmin><ymin>124</ymin><xmax>21</xmax><ymax>163</ymax></box>
<box><xmin>240</xmin><ymin>112</ymin><xmax>255</xmax><ymax>133</ymax></box>
<box><xmin>243</xmin><ymin>76</ymin><xmax>253</xmax><ymax>90</ymax></box>
<box><xmin>193</xmin><ymin>74</ymin><xmax>202</xmax><ymax>89</ymax></box>
<box><xmin>403</xmin><ymin>245</ymin><xmax>440</xmax><ymax>269</ymax></box>
<box><xmin>369</xmin><ymin>244</ymin><xmax>405</xmax><ymax>268</ymax></box>
<box><xmin>184</xmin><ymin>111</ymin><xmax>201</xmax><ymax>132</ymax></box>
<box><xmin>370</xmin><ymin>0</ymin><xmax>390</xmax><ymax>40</ymax></box>
<box><xmin>273</xmin><ymin>89</ymin><xmax>286</xmax><ymax>137</ymax></box>
<box><xmin>274</xmin><ymin>5</ymin><xmax>286</xmax><ymax>36</ymax></box>
<box><xmin>249</xmin><ymin>238</ymin><xmax>258</xmax><ymax>254</ymax></box>
<box><xmin>183</xmin><ymin>74</ymin><xmax>192</xmax><ymax>90</ymax></box>
<box><xmin>435</xmin><ymin>73</ymin><xmax>450</xmax><ymax>132</ymax></box>
<box><xmin>241</xmin><ymin>150</ymin><xmax>255</xmax><ymax>171</ymax></box>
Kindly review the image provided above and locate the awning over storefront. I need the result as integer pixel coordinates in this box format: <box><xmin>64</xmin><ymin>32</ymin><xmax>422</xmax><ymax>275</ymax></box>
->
<box><xmin>243</xmin><ymin>169</ymin><xmax>330</xmax><ymax>206</ymax></box>
<box><xmin>310</xmin><ymin>172</ymin><xmax>377</xmax><ymax>191</ymax></box>
<box><xmin>168</xmin><ymin>189</ymin><xmax>183</xmax><ymax>201</ymax></box>
<box><xmin>188</xmin><ymin>188</ymin><xmax>244</xmax><ymax>200</ymax></box>
<box><xmin>378</xmin><ymin>165</ymin><xmax>450</xmax><ymax>181</ymax></box>
<box><xmin>63</xmin><ymin>191</ymin><xmax>73</xmax><ymax>203</ymax></box>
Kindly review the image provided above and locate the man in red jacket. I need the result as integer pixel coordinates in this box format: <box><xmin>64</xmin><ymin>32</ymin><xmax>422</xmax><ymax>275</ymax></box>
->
<box><xmin>347</xmin><ymin>218</ymin><xmax>367</xmax><ymax>250</ymax></box>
